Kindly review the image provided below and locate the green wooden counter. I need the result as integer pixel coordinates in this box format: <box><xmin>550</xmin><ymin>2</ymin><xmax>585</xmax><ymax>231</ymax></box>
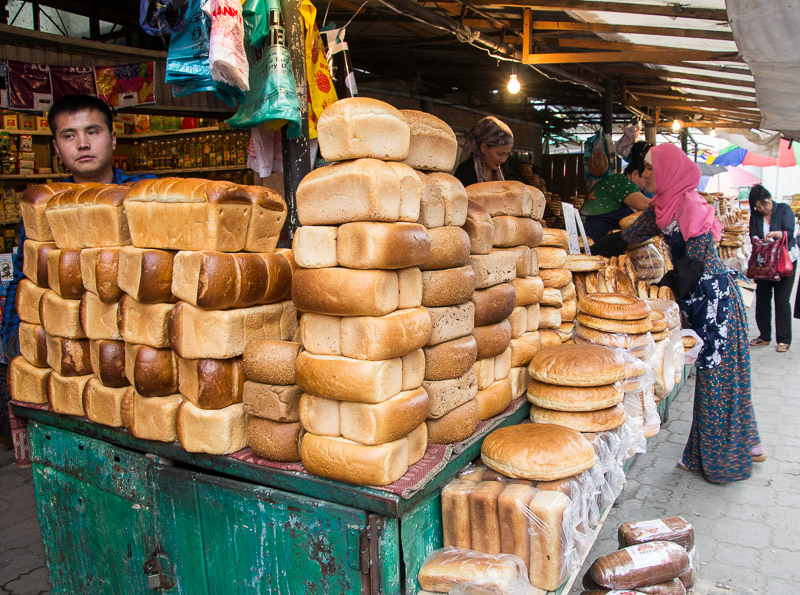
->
<box><xmin>12</xmin><ymin>401</ymin><xmax>530</xmax><ymax>594</ymax></box>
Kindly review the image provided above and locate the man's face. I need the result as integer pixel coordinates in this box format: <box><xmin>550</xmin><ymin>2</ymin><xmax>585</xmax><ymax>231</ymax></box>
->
<box><xmin>52</xmin><ymin>109</ymin><xmax>116</xmax><ymax>182</ymax></box>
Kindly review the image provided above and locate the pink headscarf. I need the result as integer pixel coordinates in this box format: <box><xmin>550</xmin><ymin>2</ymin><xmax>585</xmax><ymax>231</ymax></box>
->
<box><xmin>650</xmin><ymin>143</ymin><xmax>723</xmax><ymax>242</ymax></box>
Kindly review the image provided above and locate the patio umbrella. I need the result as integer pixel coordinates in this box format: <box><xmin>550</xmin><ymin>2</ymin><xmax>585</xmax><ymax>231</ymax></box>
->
<box><xmin>709</xmin><ymin>138</ymin><xmax>800</xmax><ymax>168</ymax></box>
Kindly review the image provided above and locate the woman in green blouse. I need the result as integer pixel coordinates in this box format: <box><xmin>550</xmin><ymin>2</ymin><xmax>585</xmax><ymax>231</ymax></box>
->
<box><xmin>582</xmin><ymin>141</ymin><xmax>652</xmax><ymax>242</ymax></box>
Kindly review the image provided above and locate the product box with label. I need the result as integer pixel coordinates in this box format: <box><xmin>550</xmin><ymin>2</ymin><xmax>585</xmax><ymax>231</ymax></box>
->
<box><xmin>36</xmin><ymin>117</ymin><xmax>50</xmax><ymax>132</ymax></box>
<box><xmin>2</xmin><ymin>114</ymin><xmax>18</xmax><ymax>130</ymax></box>
<box><xmin>113</xmin><ymin>121</ymin><xmax>125</xmax><ymax>134</ymax></box>
<box><xmin>19</xmin><ymin>114</ymin><xmax>36</xmax><ymax>131</ymax></box>
<box><xmin>18</xmin><ymin>135</ymin><xmax>33</xmax><ymax>152</ymax></box>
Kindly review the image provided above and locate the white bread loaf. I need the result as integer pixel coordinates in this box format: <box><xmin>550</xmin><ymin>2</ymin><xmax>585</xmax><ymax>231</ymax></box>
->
<box><xmin>317</xmin><ymin>97</ymin><xmax>410</xmax><ymax>162</ymax></box>
<box><xmin>80</xmin><ymin>247</ymin><xmax>123</xmax><ymax>302</ymax></box>
<box><xmin>474</xmin><ymin>357</ymin><xmax>495</xmax><ymax>391</ymax></box>
<box><xmin>40</xmin><ymin>291</ymin><xmax>85</xmax><ymax>339</ymax></box>
<box><xmin>8</xmin><ymin>356</ymin><xmax>50</xmax><ymax>404</ymax></box>
<box><xmin>528</xmin><ymin>490</ymin><xmax>571</xmax><ymax>590</ymax></box>
<box><xmin>291</xmin><ymin>267</ymin><xmax>399</xmax><ymax>317</ymax></box>
<box><xmin>89</xmin><ymin>339</ymin><xmax>129</xmax><ymax>388</ymax></box>
<box><xmin>473</xmin><ymin>319</ymin><xmax>512</xmax><ymax>360</ymax></box>
<box><xmin>509</xmin><ymin>365</ymin><xmax>529</xmax><ymax>399</ymax></box>
<box><xmin>537</xmin><ymin>247</ymin><xmax>567</xmax><ymax>269</ymax></box>
<box><xmin>539</xmin><ymin>228</ymin><xmax>569</xmax><ymax>249</ymax></box>
<box><xmin>530</xmin><ymin>246</ymin><xmax>539</xmax><ymax>276</ymax></box>
<box><xmin>423</xmin><ymin>335</ymin><xmax>478</xmax><ymax>381</ymax></box>
<box><xmin>341</xmin><ymin>307</ymin><xmax>432</xmax><ymax>360</ymax></box>
<box><xmin>510</xmin><ymin>331</ymin><xmax>542</xmax><ymax>367</ymax></box>
<box><xmin>417</xmin><ymin>546</ymin><xmax>525</xmax><ymax>592</ymax></box>
<box><xmin>117</xmin><ymin>295</ymin><xmax>173</xmax><ymax>348</ymax></box>
<box><xmin>336</xmin><ymin>222</ymin><xmax>430</xmax><ymax>270</ymax></box>
<box><xmin>463</xmin><ymin>201</ymin><xmax>495</xmax><ymax>255</ymax></box>
<box><xmin>124</xmin><ymin>178</ymin><xmax>286</xmax><ymax>252</ymax></box>
<box><xmin>296</xmin><ymin>159</ymin><xmax>420</xmax><ymax>226</ymax></box>
<box><xmin>295</xmin><ymin>352</ymin><xmax>402</xmax><ymax>403</ymax></box>
<box><xmin>427</xmin><ymin>399</ymin><xmax>479</xmax><ymax>444</ymax></box>
<box><xmin>45</xmin><ymin>335</ymin><xmax>92</xmax><ymax>376</ymax></box>
<box><xmin>441</xmin><ymin>480</ymin><xmax>478</xmax><ymax>547</ymax></box>
<box><xmin>17</xmin><ymin>279</ymin><xmax>49</xmax><ymax>325</ymax></box>
<box><xmin>247</xmin><ymin>417</ymin><xmax>301</xmax><ymax>462</ymax></box>
<box><xmin>242</xmin><ymin>340</ymin><xmax>301</xmax><ymax>385</ymax></box>
<box><xmin>46</xmin><ymin>249</ymin><xmax>84</xmax><ymax>299</ymax></box>
<box><xmin>508</xmin><ymin>306</ymin><xmax>527</xmax><ymax>339</ymax></box>
<box><xmin>466</xmin><ymin>181</ymin><xmax>535</xmax><ymax>217</ymax></box>
<box><xmin>472</xmin><ymin>283</ymin><xmax>516</xmax><ymax>327</ymax></box>
<box><xmin>18</xmin><ymin>322</ymin><xmax>48</xmax><ymax>368</ymax></box>
<box><xmin>44</xmin><ymin>184</ymin><xmax>131</xmax><ymax>249</ymax></box>
<box><xmin>19</xmin><ymin>183</ymin><xmax>73</xmax><ymax>241</ymax></box>
<box><xmin>242</xmin><ymin>381</ymin><xmax>302</xmax><ymax>422</ymax></box>
<box><xmin>298</xmin><ymin>392</ymin><xmax>341</xmax><ymax>436</ymax></box>
<box><xmin>298</xmin><ymin>313</ymin><xmax>341</xmax><ymax>355</ymax></box>
<box><xmin>47</xmin><ymin>371</ymin><xmax>92</xmax><ymax>416</ymax></box>
<box><xmin>117</xmin><ymin>246</ymin><xmax>176</xmax><ymax>303</ymax></box>
<box><xmin>470</xmin><ymin>252</ymin><xmax>516</xmax><ymax>289</ymax></box>
<box><xmin>124</xmin><ymin>343</ymin><xmax>179</xmax><ymax>397</ymax></box>
<box><xmin>420</xmin><ymin>226</ymin><xmax>471</xmax><ymax>270</ymax></box>
<box><xmin>539</xmin><ymin>268</ymin><xmax>571</xmax><ymax>289</ymax></box>
<box><xmin>495</xmin><ymin>346</ymin><xmax>511</xmax><ymax>380</ymax></box>
<box><xmin>23</xmin><ymin>239</ymin><xmax>56</xmax><ymax>287</ymax></box>
<box><xmin>539</xmin><ymin>287</ymin><xmax>563</xmax><ymax>308</ymax></box>
<box><xmin>169</xmin><ymin>300</ymin><xmax>296</xmax><ymax>359</ymax></box>
<box><xmin>178</xmin><ymin>356</ymin><xmax>245</xmax><ymax>410</ymax></box>
<box><xmin>526</xmin><ymin>303</ymin><xmax>541</xmax><ymax>331</ymax></box>
<box><xmin>560</xmin><ymin>282</ymin><xmax>576</xmax><ymax>303</ymax></box>
<box><xmin>559</xmin><ymin>299</ymin><xmax>577</xmax><ymax>323</ymax></box>
<box><xmin>498</xmin><ymin>484</ymin><xmax>537</xmax><ymax>571</ymax></box>
<box><xmin>538</xmin><ymin>306</ymin><xmax>562</xmax><ymax>329</ymax></box>
<box><xmin>176</xmin><ymin>400</ymin><xmax>248</xmax><ymax>454</ymax></box>
<box><xmin>401</xmin><ymin>348</ymin><xmax>425</xmax><ymax>390</ymax></box>
<box><xmin>292</xmin><ymin>226</ymin><xmax>338</xmax><ymax>269</ymax></box>
<box><xmin>492</xmin><ymin>246</ymin><xmax>533</xmax><ymax>279</ymax></box>
<box><xmin>417</xmin><ymin>172</ymin><xmax>468</xmax><ymax>227</ymax></box>
<box><xmin>492</xmin><ymin>216</ymin><xmax>543</xmax><ymax>248</ymax></box>
<box><xmin>171</xmin><ymin>250</ymin><xmax>292</xmax><ymax>310</ymax></box>
<box><xmin>423</xmin><ymin>368</ymin><xmax>478</xmax><ymax>417</ymax></box>
<box><xmin>399</xmin><ymin>110</ymin><xmax>458</xmax><ymax>172</ymax></box>
<box><xmin>82</xmin><ymin>378</ymin><xmax>127</xmax><ymax>427</ymax></box>
<box><xmin>121</xmin><ymin>388</ymin><xmax>184</xmax><ymax>442</ymax></box>
<box><xmin>397</xmin><ymin>266</ymin><xmax>423</xmax><ymax>309</ymax></box>
<box><xmin>427</xmin><ymin>301</ymin><xmax>475</xmax><ymax>346</ymax></box>
<box><xmin>79</xmin><ymin>292</ymin><xmax>121</xmax><ymax>340</ymax></box>
<box><xmin>421</xmin><ymin>266</ymin><xmax>475</xmax><ymax>308</ymax></box>
<box><xmin>512</xmin><ymin>277</ymin><xmax>544</xmax><ymax>307</ymax></box>
<box><xmin>476</xmin><ymin>378</ymin><xmax>513</xmax><ymax>420</ymax></box>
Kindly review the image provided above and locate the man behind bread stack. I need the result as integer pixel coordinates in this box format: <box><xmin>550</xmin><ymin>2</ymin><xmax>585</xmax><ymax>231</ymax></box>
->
<box><xmin>0</xmin><ymin>95</ymin><xmax>155</xmax><ymax>440</ymax></box>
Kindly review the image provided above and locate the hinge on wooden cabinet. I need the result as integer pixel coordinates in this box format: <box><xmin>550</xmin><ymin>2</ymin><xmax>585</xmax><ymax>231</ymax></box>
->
<box><xmin>348</xmin><ymin>526</ymin><xmax>370</xmax><ymax>573</ymax></box>
<box><xmin>143</xmin><ymin>549</ymin><xmax>175</xmax><ymax>590</ymax></box>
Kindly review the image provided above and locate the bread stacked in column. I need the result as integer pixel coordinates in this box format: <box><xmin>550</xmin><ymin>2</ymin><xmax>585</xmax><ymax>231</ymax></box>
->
<box><xmin>121</xmin><ymin>177</ymin><xmax>291</xmax><ymax>453</ymax></box>
<box><xmin>464</xmin><ymin>181</ymin><xmax>545</xmax><ymax>418</ymax></box>
<box><xmin>536</xmin><ymin>228</ymin><xmax>579</xmax><ymax>345</ymax></box>
<box><xmin>292</xmin><ymin>98</ymin><xmax>434</xmax><ymax>485</ymax></box>
<box><xmin>574</xmin><ymin>292</ymin><xmax>655</xmax><ymax>361</ymax></box>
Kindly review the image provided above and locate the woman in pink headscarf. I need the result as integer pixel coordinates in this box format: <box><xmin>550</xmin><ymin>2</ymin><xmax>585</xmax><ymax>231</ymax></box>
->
<box><xmin>623</xmin><ymin>143</ymin><xmax>763</xmax><ymax>484</ymax></box>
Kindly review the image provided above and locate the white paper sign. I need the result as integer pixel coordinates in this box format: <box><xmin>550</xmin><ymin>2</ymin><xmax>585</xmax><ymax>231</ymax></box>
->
<box><xmin>562</xmin><ymin>202</ymin><xmax>581</xmax><ymax>255</ymax></box>
<box><xmin>118</xmin><ymin>92</ymin><xmax>139</xmax><ymax>108</ymax></box>
<box><xmin>574</xmin><ymin>208</ymin><xmax>591</xmax><ymax>256</ymax></box>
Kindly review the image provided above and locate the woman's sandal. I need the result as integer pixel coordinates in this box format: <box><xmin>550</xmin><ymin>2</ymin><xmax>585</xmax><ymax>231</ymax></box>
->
<box><xmin>750</xmin><ymin>337</ymin><xmax>770</xmax><ymax>347</ymax></box>
<box><xmin>777</xmin><ymin>343</ymin><xmax>790</xmax><ymax>353</ymax></box>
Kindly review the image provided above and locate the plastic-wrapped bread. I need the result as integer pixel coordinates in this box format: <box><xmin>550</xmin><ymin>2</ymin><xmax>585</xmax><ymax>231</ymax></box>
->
<box><xmin>589</xmin><ymin>541</ymin><xmax>691</xmax><ymax>590</ymax></box>
<box><xmin>618</xmin><ymin>517</ymin><xmax>694</xmax><ymax>551</ymax></box>
<box><xmin>469</xmin><ymin>481</ymin><xmax>505</xmax><ymax>554</ymax></box>
<box><xmin>417</xmin><ymin>546</ymin><xmax>528</xmax><ymax>593</ymax></box>
<box><xmin>527</xmin><ymin>489</ymin><xmax>573</xmax><ymax>590</ymax></box>
<box><xmin>45</xmin><ymin>184</ymin><xmax>131</xmax><ymax>249</ymax></box>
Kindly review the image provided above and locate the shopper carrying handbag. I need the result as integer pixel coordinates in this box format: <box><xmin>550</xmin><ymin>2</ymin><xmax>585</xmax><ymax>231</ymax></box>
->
<box><xmin>748</xmin><ymin>184</ymin><xmax>798</xmax><ymax>352</ymax></box>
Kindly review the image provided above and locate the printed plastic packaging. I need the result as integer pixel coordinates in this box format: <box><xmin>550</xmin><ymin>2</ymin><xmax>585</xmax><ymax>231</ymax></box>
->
<box><xmin>589</xmin><ymin>541</ymin><xmax>691</xmax><ymax>590</ymax></box>
<box><xmin>417</xmin><ymin>546</ymin><xmax>529</xmax><ymax>593</ymax></box>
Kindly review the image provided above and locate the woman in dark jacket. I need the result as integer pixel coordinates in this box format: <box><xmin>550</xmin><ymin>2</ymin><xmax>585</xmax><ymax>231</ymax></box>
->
<box><xmin>453</xmin><ymin>116</ymin><xmax>514</xmax><ymax>187</ymax></box>
<box><xmin>748</xmin><ymin>184</ymin><xmax>798</xmax><ymax>352</ymax></box>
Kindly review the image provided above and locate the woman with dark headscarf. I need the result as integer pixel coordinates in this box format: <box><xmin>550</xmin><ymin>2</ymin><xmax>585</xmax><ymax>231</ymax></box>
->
<box><xmin>623</xmin><ymin>143</ymin><xmax>764</xmax><ymax>483</ymax></box>
<box><xmin>453</xmin><ymin>116</ymin><xmax>514</xmax><ymax>186</ymax></box>
<box><xmin>747</xmin><ymin>184</ymin><xmax>798</xmax><ymax>352</ymax></box>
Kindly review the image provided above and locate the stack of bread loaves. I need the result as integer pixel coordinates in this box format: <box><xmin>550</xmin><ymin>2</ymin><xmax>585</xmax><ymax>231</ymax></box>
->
<box><xmin>464</xmin><ymin>181</ymin><xmax>546</xmax><ymax>416</ymax></box>
<box><xmin>292</xmin><ymin>98</ymin><xmax>434</xmax><ymax>485</ymax></box>
<box><xmin>527</xmin><ymin>343</ymin><xmax>629</xmax><ymax>433</ymax></box>
<box><xmin>535</xmin><ymin>228</ymin><xmax>577</xmax><ymax>344</ymax></box>
<box><xmin>574</xmin><ymin>292</ymin><xmax>655</xmax><ymax>361</ymax></box>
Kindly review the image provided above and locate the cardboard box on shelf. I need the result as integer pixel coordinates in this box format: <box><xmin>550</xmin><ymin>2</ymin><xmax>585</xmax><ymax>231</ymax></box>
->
<box><xmin>113</xmin><ymin>122</ymin><xmax>125</xmax><ymax>134</ymax></box>
<box><xmin>19</xmin><ymin>114</ymin><xmax>36</xmax><ymax>131</ymax></box>
<box><xmin>2</xmin><ymin>114</ymin><xmax>18</xmax><ymax>130</ymax></box>
<box><xmin>36</xmin><ymin>117</ymin><xmax>50</xmax><ymax>132</ymax></box>
<box><xmin>18</xmin><ymin>135</ymin><xmax>33</xmax><ymax>152</ymax></box>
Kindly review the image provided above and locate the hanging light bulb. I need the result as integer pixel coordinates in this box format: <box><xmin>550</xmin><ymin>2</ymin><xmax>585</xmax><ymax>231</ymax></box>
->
<box><xmin>507</xmin><ymin>72</ymin><xmax>521</xmax><ymax>94</ymax></box>
<box><xmin>709</xmin><ymin>127</ymin><xmax>717</xmax><ymax>138</ymax></box>
<box><xmin>671</xmin><ymin>119</ymin><xmax>681</xmax><ymax>132</ymax></box>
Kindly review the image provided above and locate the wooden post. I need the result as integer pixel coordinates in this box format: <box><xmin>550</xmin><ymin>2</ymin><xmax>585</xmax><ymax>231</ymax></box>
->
<box><xmin>602</xmin><ymin>80</ymin><xmax>613</xmax><ymax>135</ymax></box>
<box><xmin>680</xmin><ymin>128</ymin><xmax>688</xmax><ymax>153</ymax></box>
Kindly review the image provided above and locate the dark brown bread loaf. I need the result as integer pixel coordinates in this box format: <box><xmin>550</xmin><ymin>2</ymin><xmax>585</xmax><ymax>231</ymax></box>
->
<box><xmin>589</xmin><ymin>541</ymin><xmax>690</xmax><ymax>590</ymax></box>
<box><xmin>618</xmin><ymin>517</ymin><xmax>695</xmax><ymax>551</ymax></box>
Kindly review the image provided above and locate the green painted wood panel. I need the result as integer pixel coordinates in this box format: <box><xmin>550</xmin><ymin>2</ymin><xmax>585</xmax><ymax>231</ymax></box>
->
<box><xmin>29</xmin><ymin>424</ymin><xmax>154</xmax><ymax>593</ymax></box>
<box><xmin>151</xmin><ymin>465</ymin><xmax>371</xmax><ymax>594</ymax></box>
<box><xmin>399</xmin><ymin>492</ymin><xmax>443</xmax><ymax>595</ymax></box>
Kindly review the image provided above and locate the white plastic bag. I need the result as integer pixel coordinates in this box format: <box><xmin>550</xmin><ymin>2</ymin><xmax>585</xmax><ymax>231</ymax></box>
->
<box><xmin>203</xmin><ymin>0</ymin><xmax>249</xmax><ymax>91</ymax></box>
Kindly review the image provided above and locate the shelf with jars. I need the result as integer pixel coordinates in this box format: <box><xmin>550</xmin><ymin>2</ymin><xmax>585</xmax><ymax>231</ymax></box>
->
<box><xmin>129</xmin><ymin>130</ymin><xmax>249</xmax><ymax>172</ymax></box>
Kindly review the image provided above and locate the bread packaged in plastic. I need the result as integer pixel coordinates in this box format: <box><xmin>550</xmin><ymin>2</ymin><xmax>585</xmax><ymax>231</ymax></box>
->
<box><xmin>589</xmin><ymin>541</ymin><xmax>690</xmax><ymax>590</ymax></box>
<box><xmin>618</xmin><ymin>516</ymin><xmax>694</xmax><ymax>551</ymax></box>
<box><xmin>449</xmin><ymin>575</ymin><xmax>533</xmax><ymax>595</ymax></box>
<box><xmin>626</xmin><ymin>240</ymin><xmax>665</xmax><ymax>283</ymax></box>
<box><xmin>417</xmin><ymin>546</ymin><xmax>528</xmax><ymax>593</ymax></box>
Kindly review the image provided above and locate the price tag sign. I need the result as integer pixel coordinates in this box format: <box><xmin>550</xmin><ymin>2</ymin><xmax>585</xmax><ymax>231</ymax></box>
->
<box><xmin>561</xmin><ymin>202</ymin><xmax>592</xmax><ymax>255</ymax></box>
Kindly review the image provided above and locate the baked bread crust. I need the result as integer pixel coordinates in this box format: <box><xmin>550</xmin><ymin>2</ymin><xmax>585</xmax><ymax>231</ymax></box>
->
<box><xmin>529</xmin><ymin>402</ymin><xmax>626</xmax><ymax>432</ymax></box>
<box><xmin>575</xmin><ymin>324</ymin><xmax>653</xmax><ymax>350</ymax></box>
<box><xmin>576</xmin><ymin>312</ymin><xmax>653</xmax><ymax>334</ymax></box>
<box><xmin>528</xmin><ymin>343</ymin><xmax>628</xmax><ymax>386</ymax></box>
<box><xmin>527</xmin><ymin>378</ymin><xmax>623</xmax><ymax>411</ymax></box>
<box><xmin>578</xmin><ymin>293</ymin><xmax>651</xmax><ymax>320</ymax></box>
<box><xmin>540</xmin><ymin>228</ymin><xmax>569</xmax><ymax>249</ymax></box>
<box><xmin>537</xmin><ymin>247</ymin><xmax>567</xmax><ymax>269</ymax></box>
<box><xmin>564</xmin><ymin>254</ymin><xmax>605</xmax><ymax>272</ymax></box>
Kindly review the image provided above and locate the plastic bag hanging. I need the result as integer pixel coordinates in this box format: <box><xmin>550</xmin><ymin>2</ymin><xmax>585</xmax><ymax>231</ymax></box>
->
<box><xmin>227</xmin><ymin>0</ymin><xmax>302</xmax><ymax>136</ymax></box>
<box><xmin>322</xmin><ymin>27</ymin><xmax>358</xmax><ymax>98</ymax></box>
<box><xmin>140</xmin><ymin>0</ymin><xmax>187</xmax><ymax>36</ymax></box>
<box><xmin>202</xmin><ymin>0</ymin><xmax>250</xmax><ymax>91</ymax></box>
<box><xmin>583</xmin><ymin>130</ymin><xmax>614</xmax><ymax>187</ymax></box>
<box><xmin>299</xmin><ymin>0</ymin><xmax>338</xmax><ymax>139</ymax></box>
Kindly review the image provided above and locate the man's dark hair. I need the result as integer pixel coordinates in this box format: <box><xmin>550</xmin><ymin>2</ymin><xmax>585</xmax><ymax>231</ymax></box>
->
<box><xmin>48</xmin><ymin>94</ymin><xmax>114</xmax><ymax>135</ymax></box>
<box><xmin>748</xmin><ymin>183</ymin><xmax>772</xmax><ymax>212</ymax></box>
<box><xmin>623</xmin><ymin>141</ymin><xmax>652</xmax><ymax>177</ymax></box>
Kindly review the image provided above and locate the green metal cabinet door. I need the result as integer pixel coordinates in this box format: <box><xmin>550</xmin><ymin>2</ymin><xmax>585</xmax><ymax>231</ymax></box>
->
<box><xmin>150</xmin><ymin>464</ymin><xmax>371</xmax><ymax>594</ymax></box>
<box><xmin>28</xmin><ymin>423</ymin><xmax>155</xmax><ymax>594</ymax></box>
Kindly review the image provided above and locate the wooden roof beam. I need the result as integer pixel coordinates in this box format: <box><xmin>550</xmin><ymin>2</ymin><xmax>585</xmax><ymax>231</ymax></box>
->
<box><xmin>627</xmin><ymin>87</ymin><xmax>758</xmax><ymax>103</ymax></box>
<box><xmin>531</xmin><ymin>20</ymin><xmax>734</xmax><ymax>41</ymax></box>
<box><xmin>464</xmin><ymin>0</ymin><xmax>728</xmax><ymax>21</ymax></box>
<box><xmin>606</xmin><ymin>66</ymin><xmax>755</xmax><ymax>88</ymax></box>
<box><xmin>523</xmin><ymin>49</ymin><xmax>739</xmax><ymax>65</ymax></box>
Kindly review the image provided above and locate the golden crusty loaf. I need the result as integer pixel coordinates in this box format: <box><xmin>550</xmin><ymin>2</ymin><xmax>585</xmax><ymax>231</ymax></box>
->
<box><xmin>578</xmin><ymin>292</ymin><xmax>651</xmax><ymax>320</ymax></box>
<box><xmin>481</xmin><ymin>423</ymin><xmax>597</xmax><ymax>481</ymax></box>
<box><xmin>421</xmin><ymin>266</ymin><xmax>475</xmax><ymax>308</ymax></box>
<box><xmin>177</xmin><ymin>356</ymin><xmax>245</xmax><ymax>410</ymax></box>
<box><xmin>121</xmin><ymin>388</ymin><xmax>184</xmax><ymax>442</ymax></box>
<box><xmin>540</xmin><ymin>228</ymin><xmax>569</xmax><ymax>249</ymax></box>
<box><xmin>117</xmin><ymin>295</ymin><xmax>173</xmax><ymax>348</ymax></box>
<box><xmin>471</xmin><ymin>283</ymin><xmax>516</xmax><ymax>327</ymax></box>
<box><xmin>423</xmin><ymin>335</ymin><xmax>478</xmax><ymax>381</ymax></box>
<box><xmin>124</xmin><ymin>178</ymin><xmax>286</xmax><ymax>252</ymax></box>
<box><xmin>242</xmin><ymin>382</ymin><xmax>302</xmax><ymax>422</ymax></box>
<box><xmin>89</xmin><ymin>339</ymin><xmax>128</xmax><ymax>388</ymax></box>
<box><xmin>539</xmin><ymin>288</ymin><xmax>563</xmax><ymax>309</ymax></box>
<box><xmin>512</xmin><ymin>276</ymin><xmax>543</xmax><ymax>307</ymax></box>
<box><xmin>576</xmin><ymin>312</ymin><xmax>653</xmax><ymax>335</ymax></box>
<box><xmin>509</xmin><ymin>331</ymin><xmax>541</xmax><ymax>367</ymax></box>
<box><xmin>23</xmin><ymin>240</ymin><xmax>56</xmax><ymax>287</ymax></box>
<box><xmin>8</xmin><ymin>356</ymin><xmax>50</xmax><ymax>404</ymax></box>
<box><xmin>537</xmin><ymin>305</ymin><xmax>562</xmax><ymax>330</ymax></box>
<box><xmin>427</xmin><ymin>399</ymin><xmax>480</xmax><ymax>444</ymax></box>
<box><xmin>416</xmin><ymin>172</ymin><xmax>468</xmax><ymax>228</ymax></box>
<box><xmin>247</xmin><ymin>417</ymin><xmax>302</xmax><ymax>461</ymax></box>
<box><xmin>242</xmin><ymin>340</ymin><xmax>302</xmax><ymax>385</ymax></box>
<box><xmin>466</xmin><ymin>181</ymin><xmax>536</xmax><ymax>217</ymax></box>
<box><xmin>300</xmin><ymin>423</ymin><xmax>428</xmax><ymax>486</ymax></box>
<box><xmin>528</xmin><ymin>343</ymin><xmax>628</xmax><ymax>386</ymax></box>
<box><xmin>296</xmin><ymin>352</ymin><xmax>402</xmax><ymax>404</ymax></box>
<box><xmin>18</xmin><ymin>322</ymin><xmax>48</xmax><ymax>368</ymax></box>
<box><xmin>462</xmin><ymin>200</ymin><xmax>495</xmax><ymax>255</ymax></box>
<box><xmin>176</xmin><ymin>400</ymin><xmax>248</xmax><ymax>454</ymax></box>
<box><xmin>45</xmin><ymin>184</ymin><xmax>130</xmax><ymax>249</ymax></box>
<box><xmin>336</xmin><ymin>222</ymin><xmax>431</xmax><ymax>270</ymax></box>
<box><xmin>564</xmin><ymin>254</ymin><xmax>605</xmax><ymax>272</ymax></box>
<box><xmin>117</xmin><ymin>247</ymin><xmax>176</xmax><ymax>303</ymax></box>
<box><xmin>527</xmin><ymin>378</ymin><xmax>623</xmax><ymax>411</ymax></box>
<box><xmin>417</xmin><ymin>546</ymin><xmax>526</xmax><ymax>592</ymax></box>
<box><xmin>292</xmin><ymin>226</ymin><xmax>337</xmax><ymax>269</ymax></box>
<box><xmin>80</xmin><ymin>248</ymin><xmax>123</xmax><ymax>302</ymax></box>
<box><xmin>296</xmin><ymin>158</ymin><xmax>420</xmax><ymax>226</ymax></box>
<box><xmin>40</xmin><ymin>291</ymin><xmax>85</xmax><ymax>339</ymax></box>
<box><xmin>47</xmin><ymin>371</ymin><xmax>92</xmax><ymax>416</ymax></box>
<box><xmin>539</xmin><ymin>268</ymin><xmax>571</xmax><ymax>289</ymax></box>
<box><xmin>476</xmin><ymin>378</ymin><xmax>512</xmax><ymax>420</ymax></box>
<box><xmin>42</xmin><ymin>247</ymin><xmax>81</xmax><ymax>297</ymax></box>
<box><xmin>292</xmin><ymin>267</ymin><xmax>402</xmax><ymax>317</ymax></box>
<box><xmin>169</xmin><ymin>300</ymin><xmax>296</xmax><ymax>360</ymax></box>
<box><xmin>82</xmin><ymin>378</ymin><xmax>126</xmax><ymax>427</ymax></box>
<box><xmin>19</xmin><ymin>183</ymin><xmax>74</xmax><ymax>241</ymax></box>
<box><xmin>529</xmin><ymin>402</ymin><xmax>626</xmax><ymax>432</ymax></box>
<box><xmin>537</xmin><ymin>246</ymin><xmax>567</xmax><ymax>270</ymax></box>
<box><xmin>469</xmin><ymin>251</ymin><xmax>516</xmax><ymax>289</ymax></box>
<box><xmin>492</xmin><ymin>216</ymin><xmax>543</xmax><ymax>248</ymax></box>
<box><xmin>171</xmin><ymin>250</ymin><xmax>292</xmax><ymax>310</ymax></box>
<box><xmin>420</xmin><ymin>226</ymin><xmax>471</xmax><ymax>270</ymax></box>
<box><xmin>399</xmin><ymin>109</ymin><xmax>458</xmax><ymax>171</ymax></box>
<box><xmin>124</xmin><ymin>343</ymin><xmax>179</xmax><ymax>397</ymax></box>
<box><xmin>317</xmin><ymin>97</ymin><xmax>410</xmax><ymax>162</ymax></box>
<box><xmin>79</xmin><ymin>292</ymin><xmax>121</xmax><ymax>341</ymax></box>
<box><xmin>45</xmin><ymin>335</ymin><xmax>91</xmax><ymax>376</ymax></box>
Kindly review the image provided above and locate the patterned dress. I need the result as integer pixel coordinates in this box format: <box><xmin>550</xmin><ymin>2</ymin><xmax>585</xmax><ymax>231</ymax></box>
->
<box><xmin>625</xmin><ymin>208</ymin><xmax>761</xmax><ymax>483</ymax></box>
